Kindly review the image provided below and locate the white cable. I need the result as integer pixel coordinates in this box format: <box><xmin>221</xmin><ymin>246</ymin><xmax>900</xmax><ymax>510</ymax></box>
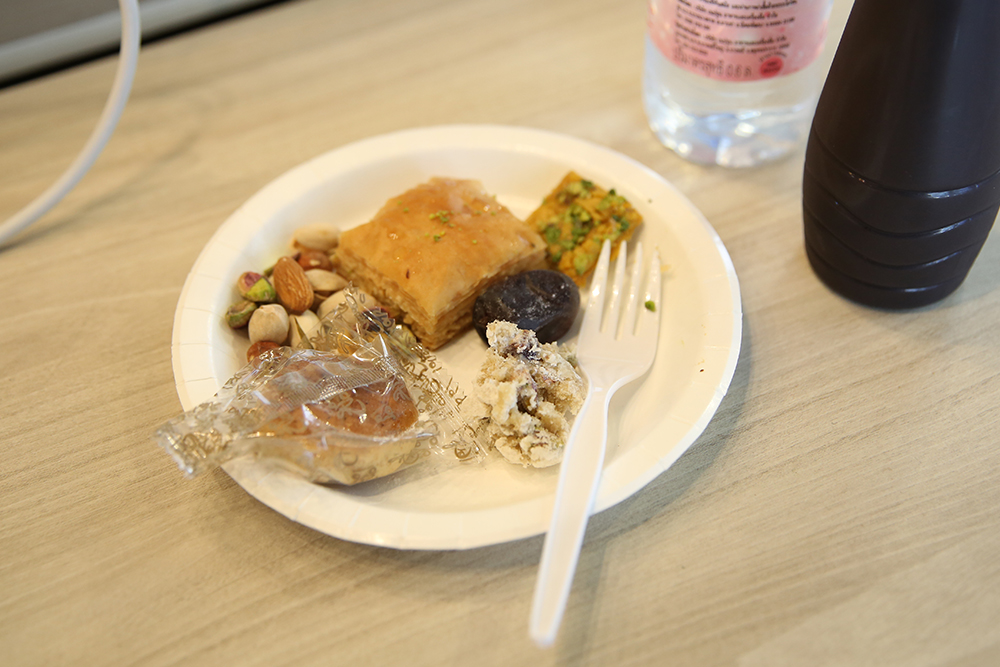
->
<box><xmin>0</xmin><ymin>0</ymin><xmax>141</xmax><ymax>249</ymax></box>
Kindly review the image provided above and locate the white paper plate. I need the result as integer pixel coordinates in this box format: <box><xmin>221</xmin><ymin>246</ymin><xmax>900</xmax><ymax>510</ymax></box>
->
<box><xmin>171</xmin><ymin>124</ymin><xmax>742</xmax><ymax>550</ymax></box>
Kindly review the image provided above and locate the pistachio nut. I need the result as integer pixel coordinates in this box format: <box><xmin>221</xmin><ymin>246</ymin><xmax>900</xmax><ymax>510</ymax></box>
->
<box><xmin>288</xmin><ymin>310</ymin><xmax>320</xmax><ymax>348</ymax></box>
<box><xmin>225</xmin><ymin>300</ymin><xmax>257</xmax><ymax>328</ymax></box>
<box><xmin>316</xmin><ymin>291</ymin><xmax>350</xmax><ymax>321</ymax></box>
<box><xmin>237</xmin><ymin>271</ymin><xmax>276</xmax><ymax>303</ymax></box>
<box><xmin>304</xmin><ymin>269</ymin><xmax>348</xmax><ymax>294</ymax></box>
<box><xmin>248</xmin><ymin>303</ymin><xmax>290</xmax><ymax>344</ymax></box>
<box><xmin>292</xmin><ymin>223</ymin><xmax>340</xmax><ymax>252</ymax></box>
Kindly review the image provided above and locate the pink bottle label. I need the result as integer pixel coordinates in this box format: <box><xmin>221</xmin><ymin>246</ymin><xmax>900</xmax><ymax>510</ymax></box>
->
<box><xmin>648</xmin><ymin>0</ymin><xmax>831</xmax><ymax>81</ymax></box>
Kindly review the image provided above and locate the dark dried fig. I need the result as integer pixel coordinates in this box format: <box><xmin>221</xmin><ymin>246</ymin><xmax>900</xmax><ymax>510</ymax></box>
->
<box><xmin>473</xmin><ymin>270</ymin><xmax>580</xmax><ymax>344</ymax></box>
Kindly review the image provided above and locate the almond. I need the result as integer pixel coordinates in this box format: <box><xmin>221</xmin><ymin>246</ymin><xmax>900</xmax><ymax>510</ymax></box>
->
<box><xmin>271</xmin><ymin>256</ymin><xmax>314</xmax><ymax>315</ymax></box>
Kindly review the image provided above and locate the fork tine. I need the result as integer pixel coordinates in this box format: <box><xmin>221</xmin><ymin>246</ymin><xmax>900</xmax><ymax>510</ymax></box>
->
<box><xmin>639</xmin><ymin>248</ymin><xmax>662</xmax><ymax>337</ymax></box>
<box><xmin>579</xmin><ymin>239</ymin><xmax>612</xmax><ymax>341</ymax></box>
<box><xmin>604</xmin><ymin>241</ymin><xmax>627</xmax><ymax>335</ymax></box>
<box><xmin>620</xmin><ymin>241</ymin><xmax>644</xmax><ymax>337</ymax></box>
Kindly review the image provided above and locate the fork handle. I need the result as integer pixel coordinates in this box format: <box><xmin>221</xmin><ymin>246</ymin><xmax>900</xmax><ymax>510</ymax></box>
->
<box><xmin>529</xmin><ymin>381</ymin><xmax>613</xmax><ymax>648</ymax></box>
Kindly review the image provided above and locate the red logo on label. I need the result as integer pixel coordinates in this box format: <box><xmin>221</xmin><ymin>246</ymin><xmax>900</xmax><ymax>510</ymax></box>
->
<box><xmin>760</xmin><ymin>57</ymin><xmax>784</xmax><ymax>78</ymax></box>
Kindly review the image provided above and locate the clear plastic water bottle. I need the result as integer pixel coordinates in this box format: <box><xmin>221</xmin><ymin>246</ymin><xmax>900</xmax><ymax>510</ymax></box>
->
<box><xmin>642</xmin><ymin>0</ymin><xmax>834</xmax><ymax>168</ymax></box>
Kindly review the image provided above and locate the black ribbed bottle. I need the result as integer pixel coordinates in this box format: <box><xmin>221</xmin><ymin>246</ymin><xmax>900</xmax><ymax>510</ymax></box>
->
<box><xmin>803</xmin><ymin>0</ymin><xmax>1000</xmax><ymax>308</ymax></box>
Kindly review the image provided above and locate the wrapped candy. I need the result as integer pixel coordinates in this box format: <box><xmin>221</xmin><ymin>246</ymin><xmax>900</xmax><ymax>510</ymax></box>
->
<box><xmin>157</xmin><ymin>288</ymin><xmax>482</xmax><ymax>485</ymax></box>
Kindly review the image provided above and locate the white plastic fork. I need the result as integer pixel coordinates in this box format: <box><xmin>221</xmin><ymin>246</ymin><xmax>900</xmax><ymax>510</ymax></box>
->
<box><xmin>529</xmin><ymin>239</ymin><xmax>662</xmax><ymax>648</ymax></box>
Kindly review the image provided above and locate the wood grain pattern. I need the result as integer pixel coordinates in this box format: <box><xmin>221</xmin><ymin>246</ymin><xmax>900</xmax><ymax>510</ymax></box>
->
<box><xmin>2</xmin><ymin>1</ymin><xmax>999</xmax><ymax>665</ymax></box>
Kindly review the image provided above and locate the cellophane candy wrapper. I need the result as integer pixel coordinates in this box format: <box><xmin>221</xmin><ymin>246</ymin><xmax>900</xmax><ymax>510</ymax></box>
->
<box><xmin>156</xmin><ymin>288</ymin><xmax>485</xmax><ymax>486</ymax></box>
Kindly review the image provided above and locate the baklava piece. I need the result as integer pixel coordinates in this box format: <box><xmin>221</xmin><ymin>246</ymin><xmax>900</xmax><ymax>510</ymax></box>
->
<box><xmin>334</xmin><ymin>178</ymin><xmax>547</xmax><ymax>349</ymax></box>
<box><xmin>526</xmin><ymin>171</ymin><xmax>643</xmax><ymax>285</ymax></box>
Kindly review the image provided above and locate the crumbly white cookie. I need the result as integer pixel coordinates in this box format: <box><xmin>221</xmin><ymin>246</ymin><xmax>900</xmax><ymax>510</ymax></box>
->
<box><xmin>473</xmin><ymin>321</ymin><xmax>585</xmax><ymax>467</ymax></box>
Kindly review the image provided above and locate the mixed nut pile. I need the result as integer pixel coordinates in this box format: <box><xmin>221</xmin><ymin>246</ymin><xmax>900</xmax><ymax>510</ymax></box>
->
<box><xmin>225</xmin><ymin>222</ymin><xmax>367</xmax><ymax>362</ymax></box>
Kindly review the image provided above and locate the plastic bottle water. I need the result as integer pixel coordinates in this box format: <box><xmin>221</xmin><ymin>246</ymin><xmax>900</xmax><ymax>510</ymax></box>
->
<box><xmin>642</xmin><ymin>0</ymin><xmax>833</xmax><ymax>168</ymax></box>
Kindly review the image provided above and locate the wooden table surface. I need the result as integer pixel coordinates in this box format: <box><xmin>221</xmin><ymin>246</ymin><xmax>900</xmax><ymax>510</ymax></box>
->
<box><xmin>3</xmin><ymin>1</ymin><xmax>999</xmax><ymax>665</ymax></box>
